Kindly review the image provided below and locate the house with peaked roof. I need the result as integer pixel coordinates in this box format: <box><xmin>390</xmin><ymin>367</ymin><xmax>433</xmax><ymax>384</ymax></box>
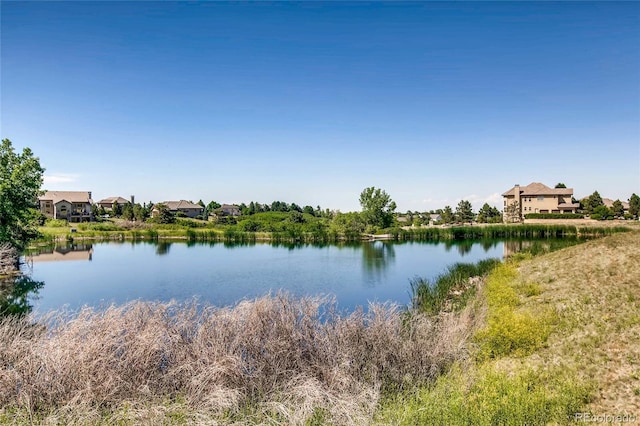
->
<box><xmin>96</xmin><ymin>196</ymin><xmax>132</xmax><ymax>211</ymax></box>
<box><xmin>153</xmin><ymin>200</ymin><xmax>204</xmax><ymax>219</ymax></box>
<box><xmin>39</xmin><ymin>191</ymin><xmax>94</xmax><ymax>222</ymax></box>
<box><xmin>602</xmin><ymin>198</ymin><xmax>630</xmax><ymax>215</ymax></box>
<box><xmin>502</xmin><ymin>182</ymin><xmax>579</xmax><ymax>222</ymax></box>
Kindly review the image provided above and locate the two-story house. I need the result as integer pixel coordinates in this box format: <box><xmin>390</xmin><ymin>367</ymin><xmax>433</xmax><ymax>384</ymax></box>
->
<box><xmin>39</xmin><ymin>191</ymin><xmax>94</xmax><ymax>222</ymax></box>
<box><xmin>502</xmin><ymin>182</ymin><xmax>579</xmax><ymax>222</ymax></box>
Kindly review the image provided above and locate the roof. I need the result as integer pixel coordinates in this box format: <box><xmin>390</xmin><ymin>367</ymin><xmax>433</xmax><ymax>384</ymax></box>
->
<box><xmin>603</xmin><ymin>198</ymin><xmax>630</xmax><ymax>209</ymax></box>
<box><xmin>160</xmin><ymin>200</ymin><xmax>203</xmax><ymax>210</ymax></box>
<box><xmin>97</xmin><ymin>196</ymin><xmax>129</xmax><ymax>205</ymax></box>
<box><xmin>39</xmin><ymin>191</ymin><xmax>92</xmax><ymax>204</ymax></box>
<box><xmin>221</xmin><ymin>204</ymin><xmax>240</xmax><ymax>210</ymax></box>
<box><xmin>502</xmin><ymin>182</ymin><xmax>573</xmax><ymax>197</ymax></box>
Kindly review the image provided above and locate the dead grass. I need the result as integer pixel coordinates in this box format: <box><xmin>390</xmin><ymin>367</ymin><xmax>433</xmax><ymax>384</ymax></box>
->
<box><xmin>0</xmin><ymin>294</ymin><xmax>476</xmax><ymax>425</ymax></box>
<box><xmin>511</xmin><ymin>230</ymin><xmax>640</xmax><ymax>414</ymax></box>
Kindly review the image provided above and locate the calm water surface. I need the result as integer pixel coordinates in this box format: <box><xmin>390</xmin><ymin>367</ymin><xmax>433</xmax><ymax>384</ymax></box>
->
<box><xmin>24</xmin><ymin>240</ymin><xmax>508</xmax><ymax>314</ymax></box>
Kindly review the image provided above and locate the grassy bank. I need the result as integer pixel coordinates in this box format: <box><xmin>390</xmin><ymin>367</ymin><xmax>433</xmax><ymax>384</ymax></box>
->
<box><xmin>36</xmin><ymin>221</ymin><xmax>633</xmax><ymax>246</ymax></box>
<box><xmin>376</xmin><ymin>229</ymin><xmax>640</xmax><ymax>424</ymax></box>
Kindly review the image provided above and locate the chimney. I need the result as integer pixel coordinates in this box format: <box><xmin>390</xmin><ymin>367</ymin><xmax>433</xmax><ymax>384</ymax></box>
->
<box><xmin>131</xmin><ymin>195</ymin><xmax>135</xmax><ymax>205</ymax></box>
<box><xmin>88</xmin><ymin>191</ymin><xmax>92</xmax><ymax>200</ymax></box>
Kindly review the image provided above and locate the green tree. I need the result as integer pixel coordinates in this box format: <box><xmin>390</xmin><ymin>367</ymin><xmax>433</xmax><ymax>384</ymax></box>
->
<box><xmin>111</xmin><ymin>201</ymin><xmax>123</xmax><ymax>217</ymax></box>
<box><xmin>611</xmin><ymin>199</ymin><xmax>625</xmax><ymax>218</ymax></box>
<box><xmin>0</xmin><ymin>139</ymin><xmax>45</xmax><ymax>249</ymax></box>
<box><xmin>591</xmin><ymin>205</ymin><xmax>612</xmax><ymax>220</ymax></box>
<box><xmin>455</xmin><ymin>200</ymin><xmax>475</xmax><ymax>223</ymax></box>
<box><xmin>477</xmin><ymin>203</ymin><xmax>501</xmax><ymax>223</ymax></box>
<box><xmin>504</xmin><ymin>201</ymin><xmax>521</xmax><ymax>223</ymax></box>
<box><xmin>359</xmin><ymin>187</ymin><xmax>397</xmax><ymax>230</ymax></box>
<box><xmin>121</xmin><ymin>202</ymin><xmax>134</xmax><ymax>221</ymax></box>
<box><xmin>441</xmin><ymin>206</ymin><xmax>454</xmax><ymax>224</ymax></box>
<box><xmin>585</xmin><ymin>191</ymin><xmax>604</xmax><ymax>214</ymax></box>
<box><xmin>629</xmin><ymin>193</ymin><xmax>640</xmax><ymax>218</ymax></box>
<box><xmin>154</xmin><ymin>203</ymin><xmax>175</xmax><ymax>224</ymax></box>
<box><xmin>555</xmin><ymin>183</ymin><xmax>567</xmax><ymax>188</ymax></box>
<box><xmin>133</xmin><ymin>204</ymin><xmax>146</xmax><ymax>222</ymax></box>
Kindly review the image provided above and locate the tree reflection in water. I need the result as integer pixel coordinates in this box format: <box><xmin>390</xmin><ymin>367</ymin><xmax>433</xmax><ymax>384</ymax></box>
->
<box><xmin>0</xmin><ymin>274</ymin><xmax>44</xmax><ymax>317</ymax></box>
<box><xmin>361</xmin><ymin>241</ymin><xmax>396</xmax><ymax>285</ymax></box>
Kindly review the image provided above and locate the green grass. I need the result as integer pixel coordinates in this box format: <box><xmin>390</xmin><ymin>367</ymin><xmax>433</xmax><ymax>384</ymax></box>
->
<box><xmin>376</xmin><ymin>364</ymin><xmax>590</xmax><ymax>426</ymax></box>
<box><xmin>410</xmin><ymin>258</ymin><xmax>500</xmax><ymax>315</ymax></box>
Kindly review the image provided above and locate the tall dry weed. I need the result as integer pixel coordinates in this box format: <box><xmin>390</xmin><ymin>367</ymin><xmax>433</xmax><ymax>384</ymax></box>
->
<box><xmin>0</xmin><ymin>293</ymin><xmax>474</xmax><ymax>424</ymax></box>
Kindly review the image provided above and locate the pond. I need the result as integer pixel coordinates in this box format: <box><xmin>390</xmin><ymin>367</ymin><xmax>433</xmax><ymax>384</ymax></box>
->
<box><xmin>15</xmin><ymin>239</ymin><xmax>548</xmax><ymax>315</ymax></box>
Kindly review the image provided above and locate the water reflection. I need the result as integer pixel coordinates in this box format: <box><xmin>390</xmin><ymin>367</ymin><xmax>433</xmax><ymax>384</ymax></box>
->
<box><xmin>28</xmin><ymin>243</ymin><xmax>93</xmax><ymax>262</ymax></box>
<box><xmin>0</xmin><ymin>275</ymin><xmax>45</xmax><ymax>317</ymax></box>
<box><xmin>361</xmin><ymin>241</ymin><xmax>396</xmax><ymax>285</ymax></box>
<box><xmin>156</xmin><ymin>242</ymin><xmax>172</xmax><ymax>255</ymax></box>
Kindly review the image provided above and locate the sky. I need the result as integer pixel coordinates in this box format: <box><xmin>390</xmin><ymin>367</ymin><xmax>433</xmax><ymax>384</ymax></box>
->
<box><xmin>1</xmin><ymin>1</ymin><xmax>639</xmax><ymax>212</ymax></box>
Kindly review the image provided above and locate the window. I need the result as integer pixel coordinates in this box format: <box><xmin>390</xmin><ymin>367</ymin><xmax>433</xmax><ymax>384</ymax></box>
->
<box><xmin>537</xmin><ymin>196</ymin><xmax>544</xmax><ymax>201</ymax></box>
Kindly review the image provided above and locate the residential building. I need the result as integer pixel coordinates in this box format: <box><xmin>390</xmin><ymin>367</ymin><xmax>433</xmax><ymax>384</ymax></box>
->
<box><xmin>38</xmin><ymin>191</ymin><xmax>94</xmax><ymax>222</ymax></box>
<box><xmin>602</xmin><ymin>198</ymin><xmax>629</xmax><ymax>215</ymax></box>
<box><xmin>502</xmin><ymin>182</ymin><xmax>579</xmax><ymax>222</ymax></box>
<box><xmin>97</xmin><ymin>196</ymin><xmax>132</xmax><ymax>211</ymax></box>
<box><xmin>154</xmin><ymin>200</ymin><xmax>204</xmax><ymax>218</ymax></box>
<box><xmin>219</xmin><ymin>204</ymin><xmax>242</xmax><ymax>216</ymax></box>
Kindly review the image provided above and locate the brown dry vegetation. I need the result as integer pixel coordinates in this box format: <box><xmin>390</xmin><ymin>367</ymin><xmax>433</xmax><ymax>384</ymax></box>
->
<box><xmin>0</xmin><ymin>294</ymin><xmax>478</xmax><ymax>425</ymax></box>
<box><xmin>505</xmin><ymin>229</ymin><xmax>640</xmax><ymax>414</ymax></box>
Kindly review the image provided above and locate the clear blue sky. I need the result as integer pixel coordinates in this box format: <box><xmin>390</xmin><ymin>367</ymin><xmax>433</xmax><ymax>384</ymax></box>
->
<box><xmin>2</xmin><ymin>2</ymin><xmax>639</xmax><ymax>212</ymax></box>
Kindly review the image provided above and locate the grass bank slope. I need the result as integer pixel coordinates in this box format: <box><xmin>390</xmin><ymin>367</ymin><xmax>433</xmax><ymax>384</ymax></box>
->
<box><xmin>516</xmin><ymin>229</ymin><xmax>640</xmax><ymax>414</ymax></box>
<box><xmin>376</xmin><ymin>229</ymin><xmax>639</xmax><ymax>424</ymax></box>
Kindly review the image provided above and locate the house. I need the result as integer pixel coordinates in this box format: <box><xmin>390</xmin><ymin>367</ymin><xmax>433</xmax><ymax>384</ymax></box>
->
<box><xmin>38</xmin><ymin>191</ymin><xmax>94</xmax><ymax>222</ymax></box>
<box><xmin>154</xmin><ymin>200</ymin><xmax>204</xmax><ymax>218</ymax></box>
<box><xmin>96</xmin><ymin>196</ymin><xmax>133</xmax><ymax>211</ymax></box>
<box><xmin>502</xmin><ymin>182</ymin><xmax>579</xmax><ymax>222</ymax></box>
<box><xmin>602</xmin><ymin>198</ymin><xmax>630</xmax><ymax>215</ymax></box>
<box><xmin>218</xmin><ymin>204</ymin><xmax>242</xmax><ymax>217</ymax></box>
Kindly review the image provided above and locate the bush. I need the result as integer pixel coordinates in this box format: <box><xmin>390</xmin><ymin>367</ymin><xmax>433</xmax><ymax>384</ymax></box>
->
<box><xmin>0</xmin><ymin>295</ymin><xmax>473</xmax><ymax>424</ymax></box>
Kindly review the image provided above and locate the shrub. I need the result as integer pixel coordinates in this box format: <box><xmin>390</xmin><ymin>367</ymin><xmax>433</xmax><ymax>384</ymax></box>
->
<box><xmin>0</xmin><ymin>295</ymin><xmax>473</xmax><ymax>424</ymax></box>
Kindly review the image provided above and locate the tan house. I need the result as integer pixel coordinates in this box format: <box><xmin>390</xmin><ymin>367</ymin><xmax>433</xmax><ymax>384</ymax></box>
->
<box><xmin>602</xmin><ymin>198</ymin><xmax>629</xmax><ymax>215</ymax></box>
<box><xmin>153</xmin><ymin>200</ymin><xmax>204</xmax><ymax>218</ymax></box>
<box><xmin>97</xmin><ymin>196</ymin><xmax>132</xmax><ymax>211</ymax></box>
<box><xmin>502</xmin><ymin>182</ymin><xmax>579</xmax><ymax>222</ymax></box>
<box><xmin>39</xmin><ymin>191</ymin><xmax>94</xmax><ymax>222</ymax></box>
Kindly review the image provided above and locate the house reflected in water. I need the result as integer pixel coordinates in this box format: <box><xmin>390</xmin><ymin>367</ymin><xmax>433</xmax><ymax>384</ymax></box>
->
<box><xmin>29</xmin><ymin>244</ymin><xmax>94</xmax><ymax>262</ymax></box>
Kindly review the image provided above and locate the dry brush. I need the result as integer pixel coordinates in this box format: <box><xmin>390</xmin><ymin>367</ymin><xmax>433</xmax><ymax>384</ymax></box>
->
<box><xmin>0</xmin><ymin>293</ymin><xmax>476</xmax><ymax>424</ymax></box>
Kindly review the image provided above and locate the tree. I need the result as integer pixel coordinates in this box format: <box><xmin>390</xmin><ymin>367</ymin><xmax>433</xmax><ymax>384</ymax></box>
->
<box><xmin>359</xmin><ymin>187</ymin><xmax>397</xmax><ymax>230</ymax></box>
<box><xmin>121</xmin><ymin>202</ymin><xmax>134</xmax><ymax>221</ymax></box>
<box><xmin>111</xmin><ymin>201</ymin><xmax>123</xmax><ymax>217</ymax></box>
<box><xmin>133</xmin><ymin>204</ymin><xmax>146</xmax><ymax>222</ymax></box>
<box><xmin>611</xmin><ymin>199</ymin><xmax>625</xmax><ymax>218</ymax></box>
<box><xmin>154</xmin><ymin>203</ymin><xmax>175</xmax><ymax>224</ymax></box>
<box><xmin>555</xmin><ymin>183</ymin><xmax>567</xmax><ymax>188</ymax></box>
<box><xmin>441</xmin><ymin>206</ymin><xmax>454</xmax><ymax>224</ymax></box>
<box><xmin>477</xmin><ymin>203</ymin><xmax>502</xmax><ymax>223</ymax></box>
<box><xmin>455</xmin><ymin>200</ymin><xmax>475</xmax><ymax>223</ymax></box>
<box><xmin>629</xmin><ymin>193</ymin><xmax>640</xmax><ymax>218</ymax></box>
<box><xmin>504</xmin><ymin>201</ymin><xmax>521</xmax><ymax>223</ymax></box>
<box><xmin>0</xmin><ymin>139</ymin><xmax>45</xmax><ymax>249</ymax></box>
<box><xmin>585</xmin><ymin>191</ymin><xmax>604</xmax><ymax>215</ymax></box>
